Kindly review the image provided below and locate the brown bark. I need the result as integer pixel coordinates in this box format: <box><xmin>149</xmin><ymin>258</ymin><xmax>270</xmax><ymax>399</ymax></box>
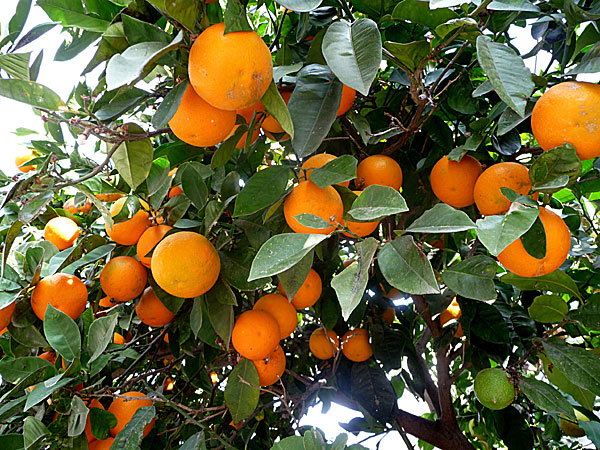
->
<box><xmin>394</xmin><ymin>411</ymin><xmax>476</xmax><ymax>450</ymax></box>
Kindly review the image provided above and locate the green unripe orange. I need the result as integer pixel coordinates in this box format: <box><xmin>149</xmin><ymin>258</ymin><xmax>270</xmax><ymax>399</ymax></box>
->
<box><xmin>474</xmin><ymin>368</ymin><xmax>515</xmax><ymax>410</ymax></box>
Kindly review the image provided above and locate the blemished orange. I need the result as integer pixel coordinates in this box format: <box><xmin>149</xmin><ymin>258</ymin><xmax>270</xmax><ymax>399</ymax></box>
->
<box><xmin>31</xmin><ymin>273</ymin><xmax>88</xmax><ymax>320</ymax></box>
<box><xmin>98</xmin><ymin>296</ymin><xmax>115</xmax><ymax>308</ymax></box>
<box><xmin>278</xmin><ymin>268</ymin><xmax>322</xmax><ymax>309</ymax></box>
<box><xmin>343</xmin><ymin>190</ymin><xmax>380</xmax><ymax>238</ymax></box>
<box><xmin>105</xmin><ymin>197</ymin><xmax>150</xmax><ymax>246</ymax></box>
<box><xmin>309</xmin><ymin>328</ymin><xmax>339</xmax><ymax>359</ymax></box>
<box><xmin>44</xmin><ymin>217</ymin><xmax>80</xmax><ymax>250</ymax></box>
<box><xmin>108</xmin><ymin>392</ymin><xmax>154</xmax><ymax>437</ymax></box>
<box><xmin>498</xmin><ymin>207</ymin><xmax>571</xmax><ymax>277</ymax></box>
<box><xmin>136</xmin><ymin>225</ymin><xmax>173</xmax><ymax>268</ymax></box>
<box><xmin>253</xmin><ymin>293</ymin><xmax>297</xmax><ymax>339</ymax></box>
<box><xmin>100</xmin><ymin>256</ymin><xmax>147</xmax><ymax>302</ymax></box>
<box><xmin>38</xmin><ymin>351</ymin><xmax>57</xmax><ymax>364</ymax></box>
<box><xmin>251</xmin><ymin>345</ymin><xmax>286</xmax><ymax>386</ymax></box>
<box><xmin>473</xmin><ymin>162</ymin><xmax>534</xmax><ymax>216</ymax></box>
<box><xmin>96</xmin><ymin>193</ymin><xmax>124</xmax><ymax>202</ymax></box>
<box><xmin>356</xmin><ymin>155</ymin><xmax>403</xmax><ymax>190</ymax></box>
<box><xmin>151</xmin><ymin>231</ymin><xmax>220</xmax><ymax>298</ymax></box>
<box><xmin>231</xmin><ymin>310</ymin><xmax>281</xmax><ymax>360</ymax></box>
<box><xmin>188</xmin><ymin>23</ymin><xmax>273</xmax><ymax>111</ymax></box>
<box><xmin>168</xmin><ymin>84</ymin><xmax>236</xmax><ymax>147</ymax></box>
<box><xmin>85</xmin><ymin>399</ymin><xmax>104</xmax><ymax>443</ymax></box>
<box><xmin>531</xmin><ymin>81</ymin><xmax>600</xmax><ymax>160</ymax></box>
<box><xmin>113</xmin><ymin>333</ymin><xmax>125</xmax><ymax>345</ymax></box>
<box><xmin>283</xmin><ymin>181</ymin><xmax>344</xmax><ymax>234</ymax></box>
<box><xmin>64</xmin><ymin>198</ymin><xmax>92</xmax><ymax>214</ymax></box>
<box><xmin>15</xmin><ymin>149</ymin><xmax>36</xmax><ymax>172</ymax></box>
<box><xmin>430</xmin><ymin>155</ymin><xmax>482</xmax><ymax>208</ymax></box>
<box><xmin>341</xmin><ymin>328</ymin><xmax>373</xmax><ymax>362</ymax></box>
<box><xmin>440</xmin><ymin>298</ymin><xmax>463</xmax><ymax>338</ymax></box>
<box><xmin>261</xmin><ymin>91</ymin><xmax>292</xmax><ymax>133</ymax></box>
<box><xmin>300</xmin><ymin>153</ymin><xmax>350</xmax><ymax>188</ymax></box>
<box><xmin>88</xmin><ymin>438</ymin><xmax>114</xmax><ymax>450</ymax></box>
<box><xmin>0</xmin><ymin>302</ymin><xmax>15</xmax><ymax>330</ymax></box>
<box><xmin>136</xmin><ymin>286</ymin><xmax>176</xmax><ymax>327</ymax></box>
<box><xmin>337</xmin><ymin>85</ymin><xmax>356</xmax><ymax>116</ymax></box>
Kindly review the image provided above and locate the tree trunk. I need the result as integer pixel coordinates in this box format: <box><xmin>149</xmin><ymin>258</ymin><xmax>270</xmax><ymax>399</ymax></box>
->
<box><xmin>395</xmin><ymin>410</ymin><xmax>476</xmax><ymax>450</ymax></box>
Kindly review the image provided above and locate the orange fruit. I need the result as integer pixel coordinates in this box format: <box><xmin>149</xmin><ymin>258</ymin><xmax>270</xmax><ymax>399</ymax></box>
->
<box><xmin>337</xmin><ymin>85</ymin><xmax>356</xmax><ymax>116</ymax></box>
<box><xmin>168</xmin><ymin>84</ymin><xmax>236</xmax><ymax>147</ymax></box>
<box><xmin>64</xmin><ymin>198</ymin><xmax>92</xmax><ymax>214</ymax></box>
<box><xmin>343</xmin><ymin>190</ymin><xmax>380</xmax><ymax>238</ymax></box>
<box><xmin>168</xmin><ymin>186</ymin><xmax>183</xmax><ymax>198</ymax></box>
<box><xmin>231</xmin><ymin>310</ymin><xmax>281</xmax><ymax>360</ymax></box>
<box><xmin>136</xmin><ymin>286</ymin><xmax>176</xmax><ymax>327</ymax></box>
<box><xmin>0</xmin><ymin>302</ymin><xmax>16</xmax><ymax>330</ymax></box>
<box><xmin>188</xmin><ymin>22</ymin><xmax>273</xmax><ymax>111</ymax></box>
<box><xmin>253</xmin><ymin>293</ymin><xmax>297</xmax><ymax>339</ymax></box>
<box><xmin>531</xmin><ymin>81</ymin><xmax>600</xmax><ymax>160</ymax></box>
<box><xmin>100</xmin><ymin>256</ymin><xmax>147</xmax><ymax>303</ymax></box>
<box><xmin>473</xmin><ymin>162</ymin><xmax>534</xmax><ymax>216</ymax></box>
<box><xmin>15</xmin><ymin>149</ymin><xmax>37</xmax><ymax>172</ymax></box>
<box><xmin>251</xmin><ymin>345</ymin><xmax>286</xmax><ymax>386</ymax></box>
<box><xmin>498</xmin><ymin>207</ymin><xmax>571</xmax><ymax>278</ymax></box>
<box><xmin>440</xmin><ymin>298</ymin><xmax>463</xmax><ymax>338</ymax></box>
<box><xmin>136</xmin><ymin>225</ymin><xmax>173</xmax><ymax>268</ymax></box>
<box><xmin>96</xmin><ymin>193</ymin><xmax>124</xmax><ymax>202</ymax></box>
<box><xmin>300</xmin><ymin>153</ymin><xmax>350</xmax><ymax>188</ymax></box>
<box><xmin>341</xmin><ymin>328</ymin><xmax>373</xmax><ymax>362</ymax></box>
<box><xmin>113</xmin><ymin>333</ymin><xmax>125</xmax><ymax>345</ymax></box>
<box><xmin>356</xmin><ymin>155</ymin><xmax>403</xmax><ymax>190</ymax></box>
<box><xmin>283</xmin><ymin>181</ymin><xmax>344</xmax><ymax>234</ymax></box>
<box><xmin>38</xmin><ymin>351</ymin><xmax>57</xmax><ymax>364</ymax></box>
<box><xmin>88</xmin><ymin>438</ymin><xmax>114</xmax><ymax>450</ymax></box>
<box><xmin>151</xmin><ymin>231</ymin><xmax>220</xmax><ymax>298</ymax></box>
<box><xmin>44</xmin><ymin>217</ymin><xmax>80</xmax><ymax>250</ymax></box>
<box><xmin>85</xmin><ymin>398</ymin><xmax>104</xmax><ymax>443</ymax></box>
<box><xmin>31</xmin><ymin>273</ymin><xmax>87</xmax><ymax>320</ymax></box>
<box><xmin>108</xmin><ymin>392</ymin><xmax>154</xmax><ymax>437</ymax></box>
<box><xmin>309</xmin><ymin>328</ymin><xmax>339</xmax><ymax>359</ymax></box>
<box><xmin>105</xmin><ymin>197</ymin><xmax>151</xmax><ymax>246</ymax></box>
<box><xmin>430</xmin><ymin>155</ymin><xmax>482</xmax><ymax>208</ymax></box>
<box><xmin>278</xmin><ymin>268</ymin><xmax>322</xmax><ymax>309</ymax></box>
<box><xmin>261</xmin><ymin>91</ymin><xmax>292</xmax><ymax>134</ymax></box>
<box><xmin>98</xmin><ymin>296</ymin><xmax>116</xmax><ymax>308</ymax></box>
<box><xmin>164</xmin><ymin>377</ymin><xmax>175</xmax><ymax>391</ymax></box>
<box><xmin>382</xmin><ymin>306</ymin><xmax>395</xmax><ymax>325</ymax></box>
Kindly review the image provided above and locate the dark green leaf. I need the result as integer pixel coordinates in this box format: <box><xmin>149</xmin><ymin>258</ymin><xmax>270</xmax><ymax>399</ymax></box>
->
<box><xmin>152</xmin><ymin>81</ymin><xmax>188</xmax><ymax>129</ymax></box>
<box><xmin>569</xmin><ymin>294</ymin><xmax>600</xmax><ymax>330</ymax></box>
<box><xmin>310</xmin><ymin>155</ymin><xmax>358</xmax><ymax>188</ymax></box>
<box><xmin>233</xmin><ymin>166</ymin><xmax>290</xmax><ymax>217</ymax></box>
<box><xmin>0</xmin><ymin>357</ymin><xmax>55</xmax><ymax>384</ymax></box>
<box><xmin>111</xmin><ymin>406</ymin><xmax>156</xmax><ymax>449</ymax></box>
<box><xmin>384</xmin><ymin>41</ymin><xmax>430</xmax><ymax>72</ymax></box>
<box><xmin>2</xmin><ymin>220</ymin><xmax>24</xmax><ymax>278</ymax></box>
<box><xmin>207</xmin><ymin>298</ymin><xmax>234</xmax><ymax>349</ymax></box>
<box><xmin>211</xmin><ymin>125</ymin><xmax>247</xmax><ymax>170</ymax></box>
<box><xmin>391</xmin><ymin>0</ymin><xmax>458</xmax><ymax>29</ymax></box>
<box><xmin>147</xmin><ymin>157</ymin><xmax>170</xmax><ymax>196</ymax></box>
<box><xmin>206</xmin><ymin>278</ymin><xmax>237</xmax><ymax>306</ymax></box>
<box><xmin>224</xmin><ymin>0</ymin><xmax>252</xmax><ymax>33</ymax></box>
<box><xmin>262</xmin><ymin>81</ymin><xmax>294</xmax><ymax>138</ymax></box>
<box><xmin>87</xmin><ymin>314</ymin><xmax>118</xmax><ymax>363</ymax></box>
<box><xmin>350</xmin><ymin>362</ymin><xmax>397</xmax><ymax>425</ymax></box>
<box><xmin>23</xmin><ymin>416</ymin><xmax>48</xmax><ymax>449</ymax></box>
<box><xmin>520</xmin><ymin>216</ymin><xmax>546</xmax><ymax>259</ymax></box>
<box><xmin>275</xmin><ymin>0</ymin><xmax>323</xmax><ymax>12</ymax></box>
<box><xmin>224</xmin><ymin>359</ymin><xmax>260</xmax><ymax>423</ymax></box>
<box><xmin>219</xmin><ymin>250</ymin><xmax>271</xmax><ymax>291</ymax></box>
<box><xmin>180</xmin><ymin>432</ymin><xmax>207</xmax><ymax>450</ymax></box>
<box><xmin>37</xmin><ymin>0</ymin><xmax>110</xmax><ymax>32</ymax></box>
<box><xmin>530</xmin><ymin>144</ymin><xmax>582</xmax><ymax>193</ymax></box>
<box><xmin>190</xmin><ymin>297</ymin><xmax>203</xmax><ymax>338</ymax></box>
<box><xmin>9</xmin><ymin>0</ymin><xmax>32</xmax><ymax>35</ymax></box>
<box><xmin>146</xmin><ymin>0</ymin><xmax>199</xmax><ymax>32</ymax></box>
<box><xmin>580</xmin><ymin>421</ymin><xmax>600</xmax><ymax>446</ymax></box>
<box><xmin>121</xmin><ymin>14</ymin><xmax>171</xmax><ymax>45</ymax></box>
<box><xmin>43</xmin><ymin>304</ymin><xmax>81</xmax><ymax>361</ymax></box>
<box><xmin>528</xmin><ymin>295</ymin><xmax>568</xmax><ymax>323</ymax></box>
<box><xmin>277</xmin><ymin>251</ymin><xmax>313</xmax><ymax>303</ymax></box>
<box><xmin>470</xmin><ymin>302</ymin><xmax>510</xmax><ymax>344</ymax></box>
<box><xmin>294</xmin><ymin>213</ymin><xmax>332</xmax><ymax>229</ymax></box>
<box><xmin>406</xmin><ymin>203</ymin><xmax>476</xmax><ymax>233</ymax></box>
<box><xmin>520</xmin><ymin>378</ymin><xmax>575</xmax><ymax>419</ymax></box>
<box><xmin>13</xmin><ymin>22</ymin><xmax>58</xmax><ymax>51</ymax></box>
<box><xmin>18</xmin><ymin>189</ymin><xmax>55</xmax><ymax>224</ymax></box>
<box><xmin>62</xmin><ymin>244</ymin><xmax>115</xmax><ymax>275</ymax></box>
<box><xmin>25</xmin><ymin>374</ymin><xmax>73</xmax><ymax>410</ymax></box>
<box><xmin>501</xmin><ymin>271</ymin><xmax>581</xmax><ymax>299</ymax></box>
<box><xmin>442</xmin><ymin>256</ymin><xmax>498</xmax><ymax>301</ymax></box>
<box><xmin>89</xmin><ymin>407</ymin><xmax>117</xmax><ymax>441</ymax></box>
<box><xmin>182</xmin><ymin>164</ymin><xmax>209</xmax><ymax>210</ymax></box>
<box><xmin>348</xmin><ymin>185</ymin><xmax>408</xmax><ymax>221</ymax></box>
<box><xmin>540</xmin><ymin>351</ymin><xmax>595</xmax><ymax>410</ymax></box>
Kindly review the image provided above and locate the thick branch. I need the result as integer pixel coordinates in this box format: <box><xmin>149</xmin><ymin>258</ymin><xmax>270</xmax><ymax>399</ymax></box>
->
<box><xmin>395</xmin><ymin>411</ymin><xmax>475</xmax><ymax>450</ymax></box>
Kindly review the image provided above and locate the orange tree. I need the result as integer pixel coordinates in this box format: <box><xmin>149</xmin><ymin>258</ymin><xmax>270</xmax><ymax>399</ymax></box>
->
<box><xmin>1</xmin><ymin>0</ymin><xmax>600</xmax><ymax>449</ymax></box>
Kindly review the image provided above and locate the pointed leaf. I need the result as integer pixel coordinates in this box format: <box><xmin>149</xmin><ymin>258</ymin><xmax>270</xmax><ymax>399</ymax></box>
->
<box><xmin>310</xmin><ymin>155</ymin><xmax>358</xmax><ymax>188</ymax></box>
<box><xmin>442</xmin><ymin>255</ymin><xmax>498</xmax><ymax>301</ymax></box>
<box><xmin>569</xmin><ymin>294</ymin><xmax>600</xmax><ymax>330</ymax></box>
<box><xmin>43</xmin><ymin>304</ymin><xmax>81</xmax><ymax>361</ymax></box>
<box><xmin>501</xmin><ymin>270</ymin><xmax>581</xmax><ymax>299</ymax></box>
<box><xmin>476</xmin><ymin>203</ymin><xmax>539</xmax><ymax>255</ymax></box>
<box><xmin>262</xmin><ymin>81</ymin><xmax>294</xmax><ymax>138</ymax></box>
<box><xmin>277</xmin><ymin>251</ymin><xmax>313</xmax><ymax>303</ymax></box>
<box><xmin>87</xmin><ymin>314</ymin><xmax>118</xmax><ymax>363</ymax></box>
<box><xmin>225</xmin><ymin>359</ymin><xmax>260</xmax><ymax>423</ymax></box>
<box><xmin>152</xmin><ymin>81</ymin><xmax>187</xmax><ymax>129</ymax></box>
<box><xmin>348</xmin><ymin>185</ymin><xmax>408</xmax><ymax>221</ymax></box>
<box><xmin>543</xmin><ymin>338</ymin><xmax>600</xmax><ymax>396</ymax></box>
<box><xmin>111</xmin><ymin>125</ymin><xmax>153</xmax><ymax>190</ymax></box>
<box><xmin>233</xmin><ymin>166</ymin><xmax>290</xmax><ymax>217</ymax></box>
<box><xmin>407</xmin><ymin>203</ymin><xmax>476</xmax><ymax>233</ymax></box>
<box><xmin>520</xmin><ymin>378</ymin><xmax>575</xmax><ymax>419</ymax></box>
<box><xmin>111</xmin><ymin>406</ymin><xmax>156</xmax><ymax>449</ymax></box>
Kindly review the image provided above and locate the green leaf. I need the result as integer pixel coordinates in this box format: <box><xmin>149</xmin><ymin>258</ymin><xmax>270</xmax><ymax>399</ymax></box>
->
<box><xmin>9</xmin><ymin>0</ymin><xmax>32</xmax><ymax>35</ymax></box>
<box><xmin>190</xmin><ymin>297</ymin><xmax>203</xmax><ymax>338</ymax></box>
<box><xmin>489</xmin><ymin>0</ymin><xmax>540</xmax><ymax>12</ymax></box>
<box><xmin>61</xmin><ymin>244</ymin><xmax>115</xmax><ymax>275</ymax></box>
<box><xmin>180</xmin><ymin>432</ymin><xmax>207</xmax><ymax>450</ymax></box>
<box><xmin>530</xmin><ymin>144</ymin><xmax>582</xmax><ymax>194</ymax></box>
<box><xmin>277</xmin><ymin>251</ymin><xmax>313</xmax><ymax>303</ymax></box>
<box><xmin>13</xmin><ymin>22</ymin><xmax>58</xmax><ymax>52</ymax></box>
<box><xmin>501</xmin><ymin>271</ymin><xmax>581</xmax><ymax>299</ymax></box>
<box><xmin>350</xmin><ymin>362</ymin><xmax>397</xmax><ymax>425</ymax></box>
<box><xmin>435</xmin><ymin>18</ymin><xmax>480</xmax><ymax>40</ymax></box>
<box><xmin>391</xmin><ymin>0</ymin><xmax>458</xmax><ymax>29</ymax></box>
<box><xmin>152</xmin><ymin>81</ymin><xmax>188</xmax><ymax>129</ymax></box>
<box><xmin>23</xmin><ymin>416</ymin><xmax>48</xmax><ymax>449</ymax></box>
<box><xmin>67</xmin><ymin>396</ymin><xmax>89</xmax><ymax>437</ymax></box>
<box><xmin>43</xmin><ymin>304</ymin><xmax>81</xmax><ymax>361</ymax></box>
<box><xmin>497</xmin><ymin>102</ymin><xmax>534</xmax><ymax>136</ymax></box>
<box><xmin>206</xmin><ymin>298</ymin><xmax>234</xmax><ymax>350</ymax></box>
<box><xmin>580</xmin><ymin>422</ymin><xmax>600</xmax><ymax>446</ymax></box>
<box><xmin>207</xmin><ymin>278</ymin><xmax>237</xmax><ymax>306</ymax></box>
<box><xmin>442</xmin><ymin>256</ymin><xmax>498</xmax><ymax>301</ymax></box>
<box><xmin>147</xmin><ymin>157</ymin><xmax>170</xmax><ymax>196</ymax></box>
<box><xmin>146</xmin><ymin>0</ymin><xmax>199</xmax><ymax>32</ymax></box>
<box><xmin>383</xmin><ymin>41</ymin><xmax>430</xmax><ymax>72</ymax></box>
<box><xmin>219</xmin><ymin>250</ymin><xmax>271</xmax><ymax>291</ymax></box>
<box><xmin>89</xmin><ymin>407</ymin><xmax>117</xmax><ymax>441</ymax></box>
<box><xmin>322</xmin><ymin>19</ymin><xmax>382</xmax><ymax>96</ymax></box>
<box><xmin>540</xmin><ymin>352</ymin><xmax>595</xmax><ymax>410</ymax></box>
<box><xmin>0</xmin><ymin>435</ymin><xmax>23</xmax><ymax>449</ymax></box>
<box><xmin>275</xmin><ymin>0</ymin><xmax>323</xmax><ymax>12</ymax></box>
<box><xmin>2</xmin><ymin>220</ymin><xmax>24</xmax><ymax>278</ymax></box>
<box><xmin>348</xmin><ymin>185</ymin><xmax>408</xmax><ymax>221</ymax></box>
<box><xmin>262</xmin><ymin>81</ymin><xmax>294</xmax><ymax>138</ymax></box>
<box><xmin>111</xmin><ymin>124</ymin><xmax>154</xmax><ymax>190</ymax></box>
<box><xmin>469</xmin><ymin>302</ymin><xmax>510</xmax><ymax>344</ymax></box>
<box><xmin>182</xmin><ymin>164</ymin><xmax>209</xmax><ymax>210</ymax></box>
<box><xmin>476</xmin><ymin>203</ymin><xmax>539</xmax><ymax>256</ymax></box>
<box><xmin>8</xmin><ymin>324</ymin><xmax>48</xmax><ymax>349</ymax></box>
<box><xmin>37</xmin><ymin>0</ymin><xmax>111</xmax><ymax>32</ymax></box>
<box><xmin>294</xmin><ymin>213</ymin><xmax>332</xmax><ymax>229</ymax></box>
<box><xmin>0</xmin><ymin>357</ymin><xmax>55</xmax><ymax>384</ymax></box>
<box><xmin>248</xmin><ymin>233</ymin><xmax>329</xmax><ymax>281</ymax></box>
<box><xmin>18</xmin><ymin>189</ymin><xmax>55</xmax><ymax>224</ymax></box>
<box><xmin>332</xmin><ymin>237</ymin><xmax>378</xmax><ymax>320</ymax></box>
<box><xmin>25</xmin><ymin>374</ymin><xmax>74</xmax><ymax>411</ymax></box>
<box><xmin>288</xmin><ymin>64</ymin><xmax>341</xmax><ymax>158</ymax></box>
<box><xmin>106</xmin><ymin>31</ymin><xmax>184</xmax><ymax>91</ymax></box>
<box><xmin>543</xmin><ymin>337</ymin><xmax>600</xmax><ymax>396</ymax></box>
<box><xmin>528</xmin><ymin>295</ymin><xmax>568</xmax><ymax>323</ymax></box>
<box><xmin>519</xmin><ymin>215</ymin><xmax>546</xmax><ymax>259</ymax></box>
<box><xmin>476</xmin><ymin>35</ymin><xmax>534</xmax><ymax>117</ymax></box>
<box><xmin>224</xmin><ymin>0</ymin><xmax>252</xmax><ymax>33</ymax></box>
<box><xmin>211</xmin><ymin>125</ymin><xmax>247</xmax><ymax>170</ymax></box>
<box><xmin>0</xmin><ymin>53</ymin><xmax>31</xmax><ymax>80</ymax></box>
<box><xmin>112</xmin><ymin>406</ymin><xmax>156</xmax><ymax>449</ymax></box>
<box><xmin>406</xmin><ymin>203</ymin><xmax>476</xmax><ymax>233</ymax></box>
<box><xmin>224</xmin><ymin>359</ymin><xmax>260</xmax><ymax>423</ymax></box>
<box><xmin>310</xmin><ymin>155</ymin><xmax>358</xmax><ymax>188</ymax></box>
<box><xmin>519</xmin><ymin>378</ymin><xmax>575</xmax><ymax>420</ymax></box>
<box><xmin>378</xmin><ymin>236</ymin><xmax>440</xmax><ymax>295</ymax></box>
<box><xmin>233</xmin><ymin>166</ymin><xmax>290</xmax><ymax>217</ymax></box>
<box><xmin>87</xmin><ymin>314</ymin><xmax>118</xmax><ymax>363</ymax></box>
<box><xmin>569</xmin><ymin>294</ymin><xmax>600</xmax><ymax>330</ymax></box>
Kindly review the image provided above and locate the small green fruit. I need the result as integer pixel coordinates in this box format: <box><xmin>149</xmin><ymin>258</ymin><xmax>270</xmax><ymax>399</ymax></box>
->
<box><xmin>474</xmin><ymin>368</ymin><xmax>515</xmax><ymax>410</ymax></box>
<box><xmin>559</xmin><ymin>410</ymin><xmax>589</xmax><ymax>438</ymax></box>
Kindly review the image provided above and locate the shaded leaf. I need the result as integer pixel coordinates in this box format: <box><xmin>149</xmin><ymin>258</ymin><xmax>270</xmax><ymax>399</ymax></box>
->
<box><xmin>407</xmin><ymin>204</ymin><xmax>476</xmax><ymax>233</ymax></box>
<box><xmin>224</xmin><ymin>359</ymin><xmax>260</xmax><ymax>423</ymax></box>
<box><xmin>234</xmin><ymin>166</ymin><xmax>290</xmax><ymax>217</ymax></box>
<box><xmin>501</xmin><ymin>271</ymin><xmax>581</xmax><ymax>299</ymax></box>
<box><xmin>442</xmin><ymin>256</ymin><xmax>498</xmax><ymax>301</ymax></box>
<box><xmin>528</xmin><ymin>295</ymin><xmax>568</xmax><ymax>323</ymax></box>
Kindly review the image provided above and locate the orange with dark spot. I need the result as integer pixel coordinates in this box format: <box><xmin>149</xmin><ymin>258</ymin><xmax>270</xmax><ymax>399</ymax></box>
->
<box><xmin>251</xmin><ymin>345</ymin><xmax>286</xmax><ymax>386</ymax></box>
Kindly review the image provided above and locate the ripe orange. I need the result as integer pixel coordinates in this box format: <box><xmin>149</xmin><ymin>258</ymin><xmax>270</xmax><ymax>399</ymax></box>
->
<box><xmin>64</xmin><ymin>198</ymin><xmax>92</xmax><ymax>214</ymax></box>
<box><xmin>96</xmin><ymin>193</ymin><xmax>124</xmax><ymax>202</ymax></box>
<box><xmin>168</xmin><ymin>84</ymin><xmax>236</xmax><ymax>147</ymax></box>
<box><xmin>531</xmin><ymin>81</ymin><xmax>600</xmax><ymax>160</ymax></box>
<box><xmin>85</xmin><ymin>398</ymin><xmax>104</xmax><ymax>443</ymax></box>
<box><xmin>283</xmin><ymin>181</ymin><xmax>344</xmax><ymax>234</ymax></box>
<box><xmin>151</xmin><ymin>231</ymin><xmax>220</xmax><ymax>298</ymax></box>
<box><xmin>168</xmin><ymin>186</ymin><xmax>183</xmax><ymax>198</ymax></box>
<box><xmin>38</xmin><ymin>351</ymin><xmax>57</xmax><ymax>364</ymax></box>
<box><xmin>356</xmin><ymin>155</ymin><xmax>403</xmax><ymax>190</ymax></box>
<box><xmin>309</xmin><ymin>328</ymin><xmax>339</xmax><ymax>359</ymax></box>
<box><xmin>44</xmin><ymin>217</ymin><xmax>80</xmax><ymax>250</ymax></box>
<box><xmin>251</xmin><ymin>345</ymin><xmax>286</xmax><ymax>386</ymax></box>
<box><xmin>343</xmin><ymin>190</ymin><xmax>380</xmax><ymax>238</ymax></box>
<box><xmin>300</xmin><ymin>153</ymin><xmax>350</xmax><ymax>188</ymax></box>
<box><xmin>105</xmin><ymin>197</ymin><xmax>150</xmax><ymax>246</ymax></box>
<box><xmin>88</xmin><ymin>438</ymin><xmax>114</xmax><ymax>450</ymax></box>
<box><xmin>337</xmin><ymin>85</ymin><xmax>356</xmax><ymax>116</ymax></box>
<box><xmin>440</xmin><ymin>298</ymin><xmax>463</xmax><ymax>338</ymax></box>
<box><xmin>231</xmin><ymin>310</ymin><xmax>281</xmax><ymax>360</ymax></box>
<box><xmin>136</xmin><ymin>225</ymin><xmax>173</xmax><ymax>268</ymax></box>
<box><xmin>15</xmin><ymin>149</ymin><xmax>37</xmax><ymax>172</ymax></box>
<box><xmin>253</xmin><ymin>293</ymin><xmax>297</xmax><ymax>339</ymax></box>
<box><xmin>430</xmin><ymin>155</ymin><xmax>482</xmax><ymax>208</ymax></box>
<box><xmin>98</xmin><ymin>296</ymin><xmax>115</xmax><ymax>308</ymax></box>
<box><xmin>100</xmin><ymin>256</ymin><xmax>147</xmax><ymax>303</ymax></box>
<box><xmin>108</xmin><ymin>392</ymin><xmax>154</xmax><ymax>437</ymax></box>
<box><xmin>498</xmin><ymin>207</ymin><xmax>571</xmax><ymax>277</ymax></box>
<box><xmin>278</xmin><ymin>268</ymin><xmax>322</xmax><ymax>309</ymax></box>
<box><xmin>341</xmin><ymin>328</ymin><xmax>373</xmax><ymax>362</ymax></box>
<box><xmin>113</xmin><ymin>333</ymin><xmax>125</xmax><ymax>345</ymax></box>
<box><xmin>382</xmin><ymin>306</ymin><xmax>395</xmax><ymax>325</ymax></box>
<box><xmin>136</xmin><ymin>286</ymin><xmax>176</xmax><ymax>327</ymax></box>
<box><xmin>188</xmin><ymin>23</ymin><xmax>273</xmax><ymax>111</ymax></box>
<box><xmin>261</xmin><ymin>91</ymin><xmax>292</xmax><ymax>134</ymax></box>
<box><xmin>31</xmin><ymin>273</ymin><xmax>88</xmax><ymax>320</ymax></box>
<box><xmin>473</xmin><ymin>162</ymin><xmax>534</xmax><ymax>216</ymax></box>
<box><xmin>0</xmin><ymin>302</ymin><xmax>16</xmax><ymax>330</ymax></box>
